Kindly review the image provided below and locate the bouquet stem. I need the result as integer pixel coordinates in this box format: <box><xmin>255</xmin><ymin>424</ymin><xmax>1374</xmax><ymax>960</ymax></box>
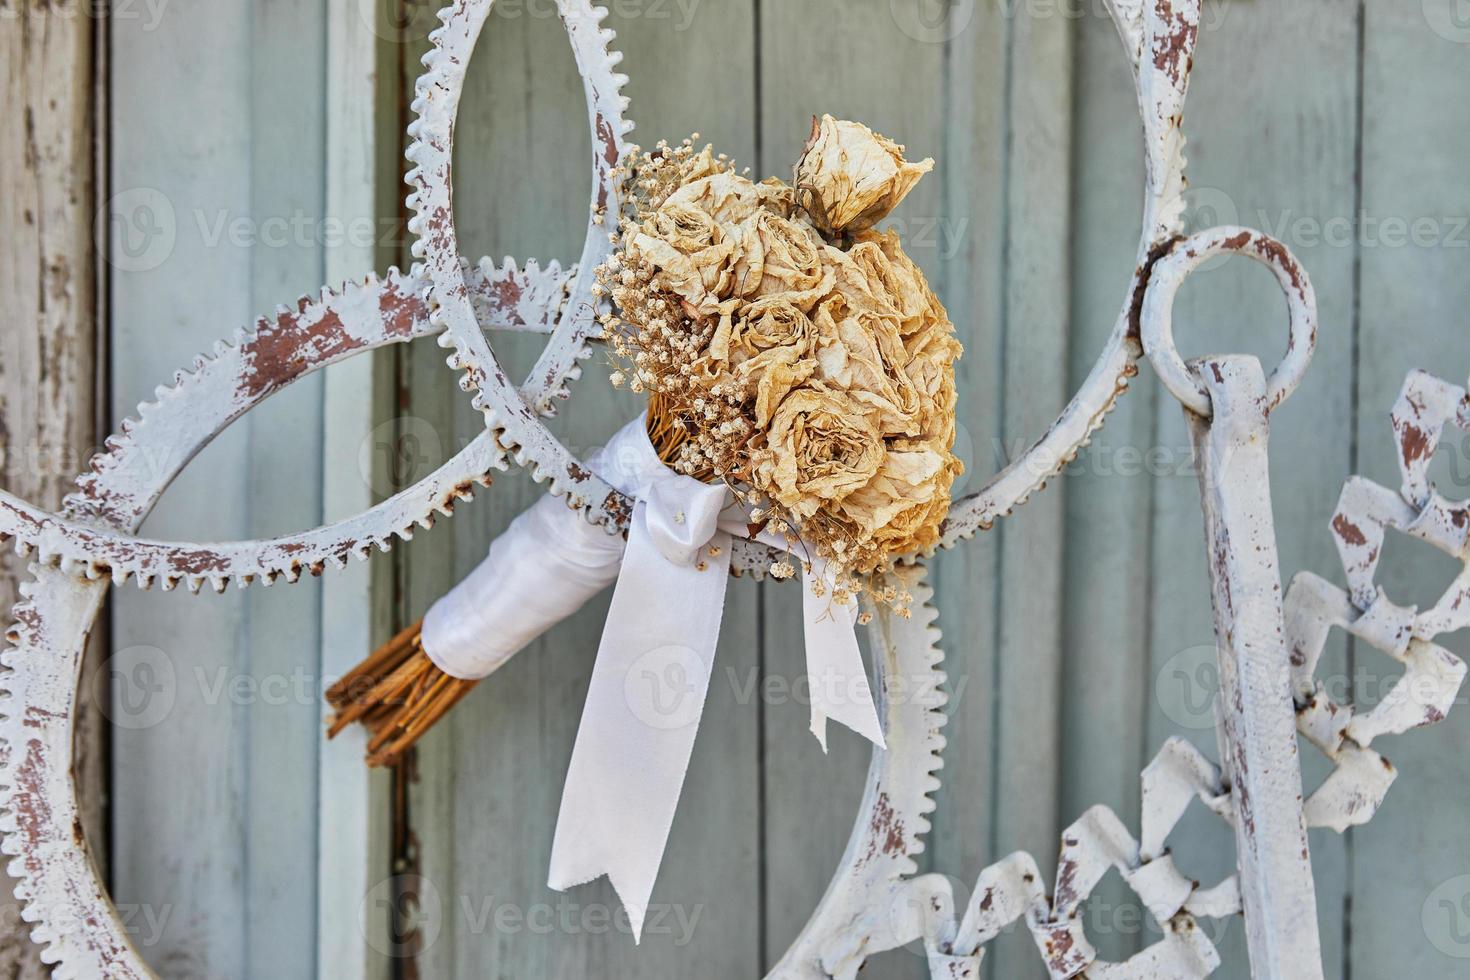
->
<box><xmin>326</xmin><ymin>402</ymin><xmax>687</xmax><ymax>768</ymax></box>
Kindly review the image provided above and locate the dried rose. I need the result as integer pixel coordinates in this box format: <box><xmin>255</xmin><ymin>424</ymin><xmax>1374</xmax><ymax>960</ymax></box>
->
<box><xmin>837</xmin><ymin>448</ymin><xmax>954</xmax><ymax>561</ymax></box>
<box><xmin>731</xmin><ymin>210</ymin><xmax>828</xmax><ymax>298</ymax></box>
<box><xmin>740</xmin><ymin>345</ymin><xmax>816</xmax><ymax>429</ymax></box>
<box><xmin>811</xmin><ymin>294</ymin><xmax>920</xmax><ymax>433</ymax></box>
<box><xmin>704</xmin><ymin>297</ymin><xmax>821</xmax><ymax>426</ymax></box>
<box><xmin>720</xmin><ymin>295</ymin><xmax>817</xmax><ymax>361</ymax></box>
<box><xmin>628</xmin><ymin>204</ymin><xmax>738</xmax><ymax>316</ymax></box>
<box><xmin>794</xmin><ymin>115</ymin><xmax>934</xmax><ymax>237</ymax></box>
<box><xmin>849</xmin><ymin>229</ymin><xmax>948</xmax><ymax>336</ymax></box>
<box><xmin>664</xmin><ymin>171</ymin><xmax>766</xmax><ymax>225</ymax></box>
<box><xmin>756</xmin><ymin>389</ymin><xmax>885</xmax><ymax>518</ymax></box>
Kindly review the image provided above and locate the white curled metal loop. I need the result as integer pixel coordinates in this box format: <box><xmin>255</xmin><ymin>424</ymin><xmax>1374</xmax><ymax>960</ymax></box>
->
<box><xmin>1141</xmin><ymin>226</ymin><xmax>1318</xmax><ymax>418</ymax></box>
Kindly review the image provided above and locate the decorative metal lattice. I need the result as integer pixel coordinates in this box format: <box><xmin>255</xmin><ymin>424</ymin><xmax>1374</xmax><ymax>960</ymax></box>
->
<box><xmin>0</xmin><ymin>0</ymin><xmax>1461</xmax><ymax>977</ymax></box>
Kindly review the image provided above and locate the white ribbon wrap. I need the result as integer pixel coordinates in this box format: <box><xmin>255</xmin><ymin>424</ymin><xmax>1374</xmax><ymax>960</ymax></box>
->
<box><xmin>421</xmin><ymin>416</ymin><xmax>884</xmax><ymax>940</ymax></box>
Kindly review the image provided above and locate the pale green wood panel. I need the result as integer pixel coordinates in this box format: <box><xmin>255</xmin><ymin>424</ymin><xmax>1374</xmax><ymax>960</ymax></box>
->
<box><xmin>242</xmin><ymin>2</ymin><xmax>329</xmax><ymax>975</ymax></box>
<box><xmin>399</xmin><ymin>2</ymin><xmax>761</xmax><ymax>976</ymax></box>
<box><xmin>1061</xmin><ymin>8</ymin><xmax>1154</xmax><ymax>812</ymax></box>
<box><xmin>928</xmin><ymin>0</ymin><xmax>1008</xmax><ymax>963</ymax></box>
<box><xmin>985</xmin><ymin>12</ymin><xmax>1075</xmax><ymax>979</ymax></box>
<box><xmin>1060</xmin><ymin>12</ymin><xmax>1156</xmax><ymax>967</ymax></box>
<box><xmin>110</xmin><ymin>0</ymin><xmax>329</xmax><ymax>976</ymax></box>
<box><xmin>1350</xmin><ymin>5</ymin><xmax>1470</xmax><ymax>978</ymax></box>
<box><xmin>757</xmin><ymin>2</ymin><xmax>948</xmax><ymax>975</ymax></box>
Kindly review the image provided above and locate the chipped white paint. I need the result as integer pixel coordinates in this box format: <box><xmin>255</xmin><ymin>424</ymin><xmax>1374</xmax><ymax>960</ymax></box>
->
<box><xmin>0</xmin><ymin>0</ymin><xmax>1467</xmax><ymax>977</ymax></box>
<box><xmin>1183</xmin><ymin>356</ymin><xmax>1323</xmax><ymax>979</ymax></box>
<box><xmin>1287</xmin><ymin>369</ymin><xmax>1470</xmax><ymax>833</ymax></box>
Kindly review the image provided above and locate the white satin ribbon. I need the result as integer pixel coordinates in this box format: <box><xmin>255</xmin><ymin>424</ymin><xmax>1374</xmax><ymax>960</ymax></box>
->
<box><xmin>766</xmin><ymin>540</ymin><xmax>886</xmax><ymax>753</ymax></box>
<box><xmin>421</xmin><ymin>415</ymin><xmax>884</xmax><ymax>940</ymax></box>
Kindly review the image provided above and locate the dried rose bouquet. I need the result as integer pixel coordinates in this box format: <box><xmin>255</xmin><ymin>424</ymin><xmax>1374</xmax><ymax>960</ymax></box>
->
<box><xmin>327</xmin><ymin>116</ymin><xmax>963</xmax><ymax>765</ymax></box>
<box><xmin>597</xmin><ymin>115</ymin><xmax>964</xmax><ymax>616</ymax></box>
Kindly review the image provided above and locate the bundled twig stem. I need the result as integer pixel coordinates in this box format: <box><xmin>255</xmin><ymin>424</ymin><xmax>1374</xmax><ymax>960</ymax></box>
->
<box><xmin>326</xmin><ymin>403</ymin><xmax>688</xmax><ymax>767</ymax></box>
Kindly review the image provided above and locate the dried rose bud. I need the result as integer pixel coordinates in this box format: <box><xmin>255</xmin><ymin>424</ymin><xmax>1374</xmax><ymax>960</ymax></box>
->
<box><xmin>794</xmin><ymin>115</ymin><xmax>934</xmax><ymax>237</ymax></box>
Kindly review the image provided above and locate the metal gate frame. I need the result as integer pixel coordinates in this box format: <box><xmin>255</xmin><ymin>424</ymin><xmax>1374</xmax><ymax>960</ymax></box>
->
<box><xmin>1</xmin><ymin>0</ymin><xmax>1467</xmax><ymax>976</ymax></box>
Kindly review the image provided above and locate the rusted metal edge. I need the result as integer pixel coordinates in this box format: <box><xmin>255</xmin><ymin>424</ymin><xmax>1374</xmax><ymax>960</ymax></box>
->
<box><xmin>404</xmin><ymin>0</ymin><xmax>635</xmax><ymax>530</ymax></box>
<box><xmin>0</xmin><ymin>261</ymin><xmax>570</xmax><ymax>592</ymax></box>
<box><xmin>936</xmin><ymin>0</ymin><xmax>1200</xmax><ymax>547</ymax></box>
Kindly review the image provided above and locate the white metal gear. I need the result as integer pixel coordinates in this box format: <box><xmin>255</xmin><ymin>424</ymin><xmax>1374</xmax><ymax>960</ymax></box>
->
<box><xmin>401</xmin><ymin>0</ymin><xmax>1196</xmax><ymax>558</ymax></box>
<box><xmin>0</xmin><ymin>261</ymin><xmax>566</xmax><ymax>591</ymax></box>
<box><xmin>0</xmin><ymin>0</ymin><xmax>639</xmax><ymax>585</ymax></box>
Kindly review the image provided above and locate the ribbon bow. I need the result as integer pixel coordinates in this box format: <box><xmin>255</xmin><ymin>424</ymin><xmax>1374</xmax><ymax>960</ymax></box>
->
<box><xmin>420</xmin><ymin>417</ymin><xmax>884</xmax><ymax>940</ymax></box>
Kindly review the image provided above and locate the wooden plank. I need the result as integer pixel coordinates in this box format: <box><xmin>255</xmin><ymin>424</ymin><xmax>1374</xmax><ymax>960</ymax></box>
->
<box><xmin>1129</xmin><ymin>1</ymin><xmax>1360</xmax><ymax>974</ymax></box>
<box><xmin>399</xmin><ymin>2</ymin><xmax>760</xmax><ymax>976</ymax></box>
<box><xmin>985</xmin><ymin>12</ymin><xmax>1073</xmax><ymax>979</ymax></box>
<box><xmin>931</xmin><ymin>0</ymin><xmax>1010</xmax><ymax>959</ymax></box>
<box><xmin>0</xmin><ymin>5</ymin><xmax>101</xmax><ymax>975</ymax></box>
<box><xmin>241</xmin><ymin>2</ymin><xmax>329</xmax><ymax>974</ymax></box>
<box><xmin>318</xmin><ymin>1</ymin><xmax>396</xmax><ymax>977</ymax></box>
<box><xmin>757</xmin><ymin>3</ymin><xmax>947</xmax><ymax>975</ymax></box>
<box><xmin>110</xmin><ymin>1</ymin><xmax>252</xmax><ymax>972</ymax></box>
<box><xmin>1059</xmin><ymin>10</ymin><xmax>1155</xmax><ymax>966</ymax></box>
<box><xmin>1350</xmin><ymin>7</ymin><xmax>1470</xmax><ymax>978</ymax></box>
<box><xmin>109</xmin><ymin>2</ymin><xmax>329</xmax><ymax>974</ymax></box>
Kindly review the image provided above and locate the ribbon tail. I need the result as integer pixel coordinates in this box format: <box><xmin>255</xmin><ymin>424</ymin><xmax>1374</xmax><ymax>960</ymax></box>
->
<box><xmin>548</xmin><ymin>504</ymin><xmax>733</xmax><ymax>942</ymax></box>
<box><xmin>802</xmin><ymin>561</ymin><xmax>886</xmax><ymax>753</ymax></box>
